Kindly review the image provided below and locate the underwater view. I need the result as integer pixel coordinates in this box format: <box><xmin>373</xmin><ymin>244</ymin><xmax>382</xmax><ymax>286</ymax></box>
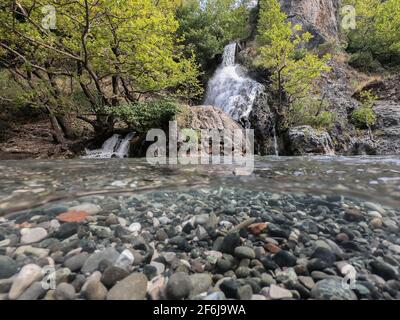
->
<box><xmin>0</xmin><ymin>157</ymin><xmax>399</xmax><ymax>301</ymax></box>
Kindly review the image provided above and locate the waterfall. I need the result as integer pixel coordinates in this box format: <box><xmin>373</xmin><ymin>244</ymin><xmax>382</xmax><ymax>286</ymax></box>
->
<box><xmin>272</xmin><ymin>125</ymin><xmax>279</xmax><ymax>156</ymax></box>
<box><xmin>82</xmin><ymin>133</ymin><xmax>135</xmax><ymax>159</ymax></box>
<box><xmin>204</xmin><ymin>43</ymin><xmax>264</xmax><ymax>121</ymax></box>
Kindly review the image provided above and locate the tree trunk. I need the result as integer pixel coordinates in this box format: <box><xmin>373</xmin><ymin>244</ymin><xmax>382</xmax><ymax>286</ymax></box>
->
<box><xmin>49</xmin><ymin>114</ymin><xmax>66</xmax><ymax>145</ymax></box>
<box><xmin>45</xmin><ymin>106</ymin><xmax>66</xmax><ymax>145</ymax></box>
<box><xmin>56</xmin><ymin>115</ymin><xmax>75</xmax><ymax>139</ymax></box>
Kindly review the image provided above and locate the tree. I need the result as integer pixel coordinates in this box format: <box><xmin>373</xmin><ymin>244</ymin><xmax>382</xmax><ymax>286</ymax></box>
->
<box><xmin>0</xmin><ymin>0</ymin><xmax>202</xmax><ymax>143</ymax></box>
<box><xmin>344</xmin><ymin>0</ymin><xmax>400</xmax><ymax>70</ymax></box>
<box><xmin>255</xmin><ymin>0</ymin><xmax>331</xmax><ymax>128</ymax></box>
<box><xmin>176</xmin><ymin>0</ymin><xmax>252</xmax><ymax>70</ymax></box>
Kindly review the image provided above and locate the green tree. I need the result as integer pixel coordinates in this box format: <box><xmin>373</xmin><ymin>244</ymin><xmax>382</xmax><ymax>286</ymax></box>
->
<box><xmin>0</xmin><ymin>0</ymin><xmax>202</xmax><ymax>143</ymax></box>
<box><xmin>344</xmin><ymin>0</ymin><xmax>400</xmax><ymax>70</ymax></box>
<box><xmin>176</xmin><ymin>0</ymin><xmax>252</xmax><ymax>69</ymax></box>
<box><xmin>255</xmin><ymin>0</ymin><xmax>331</xmax><ymax>128</ymax></box>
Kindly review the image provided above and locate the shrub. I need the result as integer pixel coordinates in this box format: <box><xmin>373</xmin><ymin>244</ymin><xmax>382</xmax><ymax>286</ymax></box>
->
<box><xmin>351</xmin><ymin>90</ymin><xmax>377</xmax><ymax>128</ymax></box>
<box><xmin>284</xmin><ymin>97</ymin><xmax>335</xmax><ymax>130</ymax></box>
<box><xmin>108</xmin><ymin>100</ymin><xmax>182</xmax><ymax>133</ymax></box>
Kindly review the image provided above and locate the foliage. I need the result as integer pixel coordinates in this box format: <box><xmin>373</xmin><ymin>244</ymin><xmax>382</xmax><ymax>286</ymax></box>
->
<box><xmin>255</xmin><ymin>0</ymin><xmax>331</xmax><ymax>128</ymax></box>
<box><xmin>176</xmin><ymin>0</ymin><xmax>252</xmax><ymax>69</ymax></box>
<box><xmin>108</xmin><ymin>100</ymin><xmax>182</xmax><ymax>133</ymax></box>
<box><xmin>284</xmin><ymin>97</ymin><xmax>335</xmax><ymax>129</ymax></box>
<box><xmin>0</xmin><ymin>0</ymin><xmax>203</xmax><ymax>136</ymax></box>
<box><xmin>343</xmin><ymin>0</ymin><xmax>400</xmax><ymax>70</ymax></box>
<box><xmin>351</xmin><ymin>90</ymin><xmax>377</xmax><ymax>128</ymax></box>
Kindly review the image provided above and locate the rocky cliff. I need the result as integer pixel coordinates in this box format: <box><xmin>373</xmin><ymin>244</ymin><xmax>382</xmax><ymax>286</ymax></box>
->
<box><xmin>281</xmin><ymin>0</ymin><xmax>340</xmax><ymax>47</ymax></box>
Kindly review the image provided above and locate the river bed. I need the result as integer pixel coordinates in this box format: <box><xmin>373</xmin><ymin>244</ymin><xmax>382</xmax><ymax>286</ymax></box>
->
<box><xmin>0</xmin><ymin>156</ymin><xmax>399</xmax><ymax>300</ymax></box>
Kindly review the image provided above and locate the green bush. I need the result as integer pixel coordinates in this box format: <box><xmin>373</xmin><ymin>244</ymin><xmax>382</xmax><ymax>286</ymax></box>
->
<box><xmin>108</xmin><ymin>100</ymin><xmax>182</xmax><ymax>133</ymax></box>
<box><xmin>285</xmin><ymin>97</ymin><xmax>335</xmax><ymax>130</ymax></box>
<box><xmin>351</xmin><ymin>107</ymin><xmax>377</xmax><ymax>128</ymax></box>
<box><xmin>351</xmin><ymin>90</ymin><xmax>377</xmax><ymax>128</ymax></box>
<box><xmin>348</xmin><ymin>51</ymin><xmax>382</xmax><ymax>72</ymax></box>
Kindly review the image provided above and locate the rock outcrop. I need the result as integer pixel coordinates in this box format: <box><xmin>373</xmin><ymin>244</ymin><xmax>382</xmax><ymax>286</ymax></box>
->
<box><xmin>285</xmin><ymin>126</ymin><xmax>335</xmax><ymax>155</ymax></box>
<box><xmin>281</xmin><ymin>0</ymin><xmax>340</xmax><ymax>47</ymax></box>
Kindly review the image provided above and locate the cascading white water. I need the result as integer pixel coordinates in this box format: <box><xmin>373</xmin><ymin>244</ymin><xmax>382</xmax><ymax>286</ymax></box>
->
<box><xmin>204</xmin><ymin>43</ymin><xmax>264</xmax><ymax>121</ymax></box>
<box><xmin>272</xmin><ymin>125</ymin><xmax>279</xmax><ymax>156</ymax></box>
<box><xmin>82</xmin><ymin>133</ymin><xmax>135</xmax><ymax>159</ymax></box>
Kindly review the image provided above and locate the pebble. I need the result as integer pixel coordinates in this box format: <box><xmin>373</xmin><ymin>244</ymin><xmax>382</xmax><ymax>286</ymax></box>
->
<box><xmin>20</xmin><ymin>228</ymin><xmax>48</xmax><ymax>244</ymax></box>
<box><xmin>55</xmin><ymin>283</ymin><xmax>76</xmax><ymax>300</ymax></box>
<box><xmin>17</xmin><ymin>281</ymin><xmax>46</xmax><ymax>300</ymax></box>
<box><xmin>8</xmin><ymin>264</ymin><xmax>42</xmax><ymax>300</ymax></box>
<box><xmin>311</xmin><ymin>279</ymin><xmax>357</xmax><ymax>300</ymax></box>
<box><xmin>101</xmin><ymin>266</ymin><xmax>129</xmax><ymax>287</ymax></box>
<box><xmin>273</xmin><ymin>250</ymin><xmax>297</xmax><ymax>267</ymax></box>
<box><xmin>165</xmin><ymin>272</ymin><xmax>192</xmax><ymax>300</ymax></box>
<box><xmin>370</xmin><ymin>260</ymin><xmax>399</xmax><ymax>280</ymax></box>
<box><xmin>298</xmin><ymin>276</ymin><xmax>315</xmax><ymax>290</ymax></box>
<box><xmin>267</xmin><ymin>284</ymin><xmax>293</xmax><ymax>300</ymax></box>
<box><xmin>68</xmin><ymin>203</ymin><xmax>102</xmax><ymax>215</ymax></box>
<box><xmin>81</xmin><ymin>247</ymin><xmax>120</xmax><ymax>274</ymax></box>
<box><xmin>63</xmin><ymin>252</ymin><xmax>89</xmax><ymax>272</ymax></box>
<box><xmin>364</xmin><ymin>202</ymin><xmax>386</xmax><ymax>215</ymax></box>
<box><xmin>107</xmin><ymin>273</ymin><xmax>148</xmax><ymax>300</ymax></box>
<box><xmin>234</xmin><ymin>246</ymin><xmax>256</xmax><ymax>260</ymax></box>
<box><xmin>0</xmin><ymin>255</ymin><xmax>18</xmax><ymax>279</ymax></box>
<box><xmin>128</xmin><ymin>223</ymin><xmax>142</xmax><ymax>233</ymax></box>
<box><xmin>190</xmin><ymin>273</ymin><xmax>213</xmax><ymax>296</ymax></box>
<box><xmin>85</xmin><ymin>279</ymin><xmax>108</xmax><ymax>300</ymax></box>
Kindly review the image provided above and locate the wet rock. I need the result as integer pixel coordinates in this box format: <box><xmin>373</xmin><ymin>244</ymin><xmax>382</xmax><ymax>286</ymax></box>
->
<box><xmin>63</xmin><ymin>252</ymin><xmax>89</xmax><ymax>272</ymax></box>
<box><xmin>165</xmin><ymin>272</ymin><xmax>192</xmax><ymax>300</ymax></box>
<box><xmin>128</xmin><ymin>223</ymin><xmax>141</xmax><ymax>233</ymax></box>
<box><xmin>298</xmin><ymin>276</ymin><xmax>315</xmax><ymax>290</ymax></box>
<box><xmin>0</xmin><ymin>255</ymin><xmax>18</xmax><ymax>279</ymax></box>
<box><xmin>17</xmin><ymin>282</ymin><xmax>46</xmax><ymax>300</ymax></box>
<box><xmin>267</xmin><ymin>284</ymin><xmax>293</xmax><ymax>300</ymax></box>
<box><xmin>234</xmin><ymin>246</ymin><xmax>256</xmax><ymax>260</ymax></box>
<box><xmin>248</xmin><ymin>223</ymin><xmax>268</xmax><ymax>235</ymax></box>
<box><xmin>101</xmin><ymin>266</ymin><xmax>129</xmax><ymax>288</ymax></box>
<box><xmin>264</xmin><ymin>243</ymin><xmax>281</xmax><ymax>254</ymax></box>
<box><xmin>85</xmin><ymin>279</ymin><xmax>108</xmax><ymax>300</ymax></box>
<box><xmin>107</xmin><ymin>273</ymin><xmax>147</xmax><ymax>300</ymax></box>
<box><xmin>57</xmin><ymin>211</ymin><xmax>89</xmax><ymax>223</ymax></box>
<box><xmin>273</xmin><ymin>250</ymin><xmax>297</xmax><ymax>267</ymax></box>
<box><xmin>20</xmin><ymin>228</ymin><xmax>48</xmax><ymax>244</ymax></box>
<box><xmin>190</xmin><ymin>273</ymin><xmax>213</xmax><ymax>296</ymax></box>
<box><xmin>220</xmin><ymin>233</ymin><xmax>241</xmax><ymax>254</ymax></box>
<box><xmin>370</xmin><ymin>260</ymin><xmax>399</xmax><ymax>280</ymax></box>
<box><xmin>344</xmin><ymin>208</ymin><xmax>364</xmax><ymax>222</ymax></box>
<box><xmin>220</xmin><ymin>279</ymin><xmax>239</xmax><ymax>299</ymax></box>
<box><xmin>311</xmin><ymin>279</ymin><xmax>357</xmax><ymax>300</ymax></box>
<box><xmin>8</xmin><ymin>264</ymin><xmax>42</xmax><ymax>300</ymax></box>
<box><xmin>311</xmin><ymin>247</ymin><xmax>336</xmax><ymax>265</ymax></box>
<box><xmin>55</xmin><ymin>283</ymin><xmax>76</xmax><ymax>300</ymax></box>
<box><xmin>81</xmin><ymin>247</ymin><xmax>120</xmax><ymax>274</ymax></box>
<box><xmin>68</xmin><ymin>203</ymin><xmax>102</xmax><ymax>215</ymax></box>
<box><xmin>55</xmin><ymin>222</ymin><xmax>79</xmax><ymax>239</ymax></box>
<box><xmin>286</xmin><ymin>126</ymin><xmax>334</xmax><ymax>155</ymax></box>
<box><xmin>370</xmin><ymin>218</ymin><xmax>383</xmax><ymax>229</ymax></box>
<box><xmin>237</xmin><ymin>284</ymin><xmax>253</xmax><ymax>300</ymax></box>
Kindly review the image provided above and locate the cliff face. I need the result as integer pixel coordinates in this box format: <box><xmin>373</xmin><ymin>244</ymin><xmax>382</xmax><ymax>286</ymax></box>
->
<box><xmin>280</xmin><ymin>0</ymin><xmax>340</xmax><ymax>46</ymax></box>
